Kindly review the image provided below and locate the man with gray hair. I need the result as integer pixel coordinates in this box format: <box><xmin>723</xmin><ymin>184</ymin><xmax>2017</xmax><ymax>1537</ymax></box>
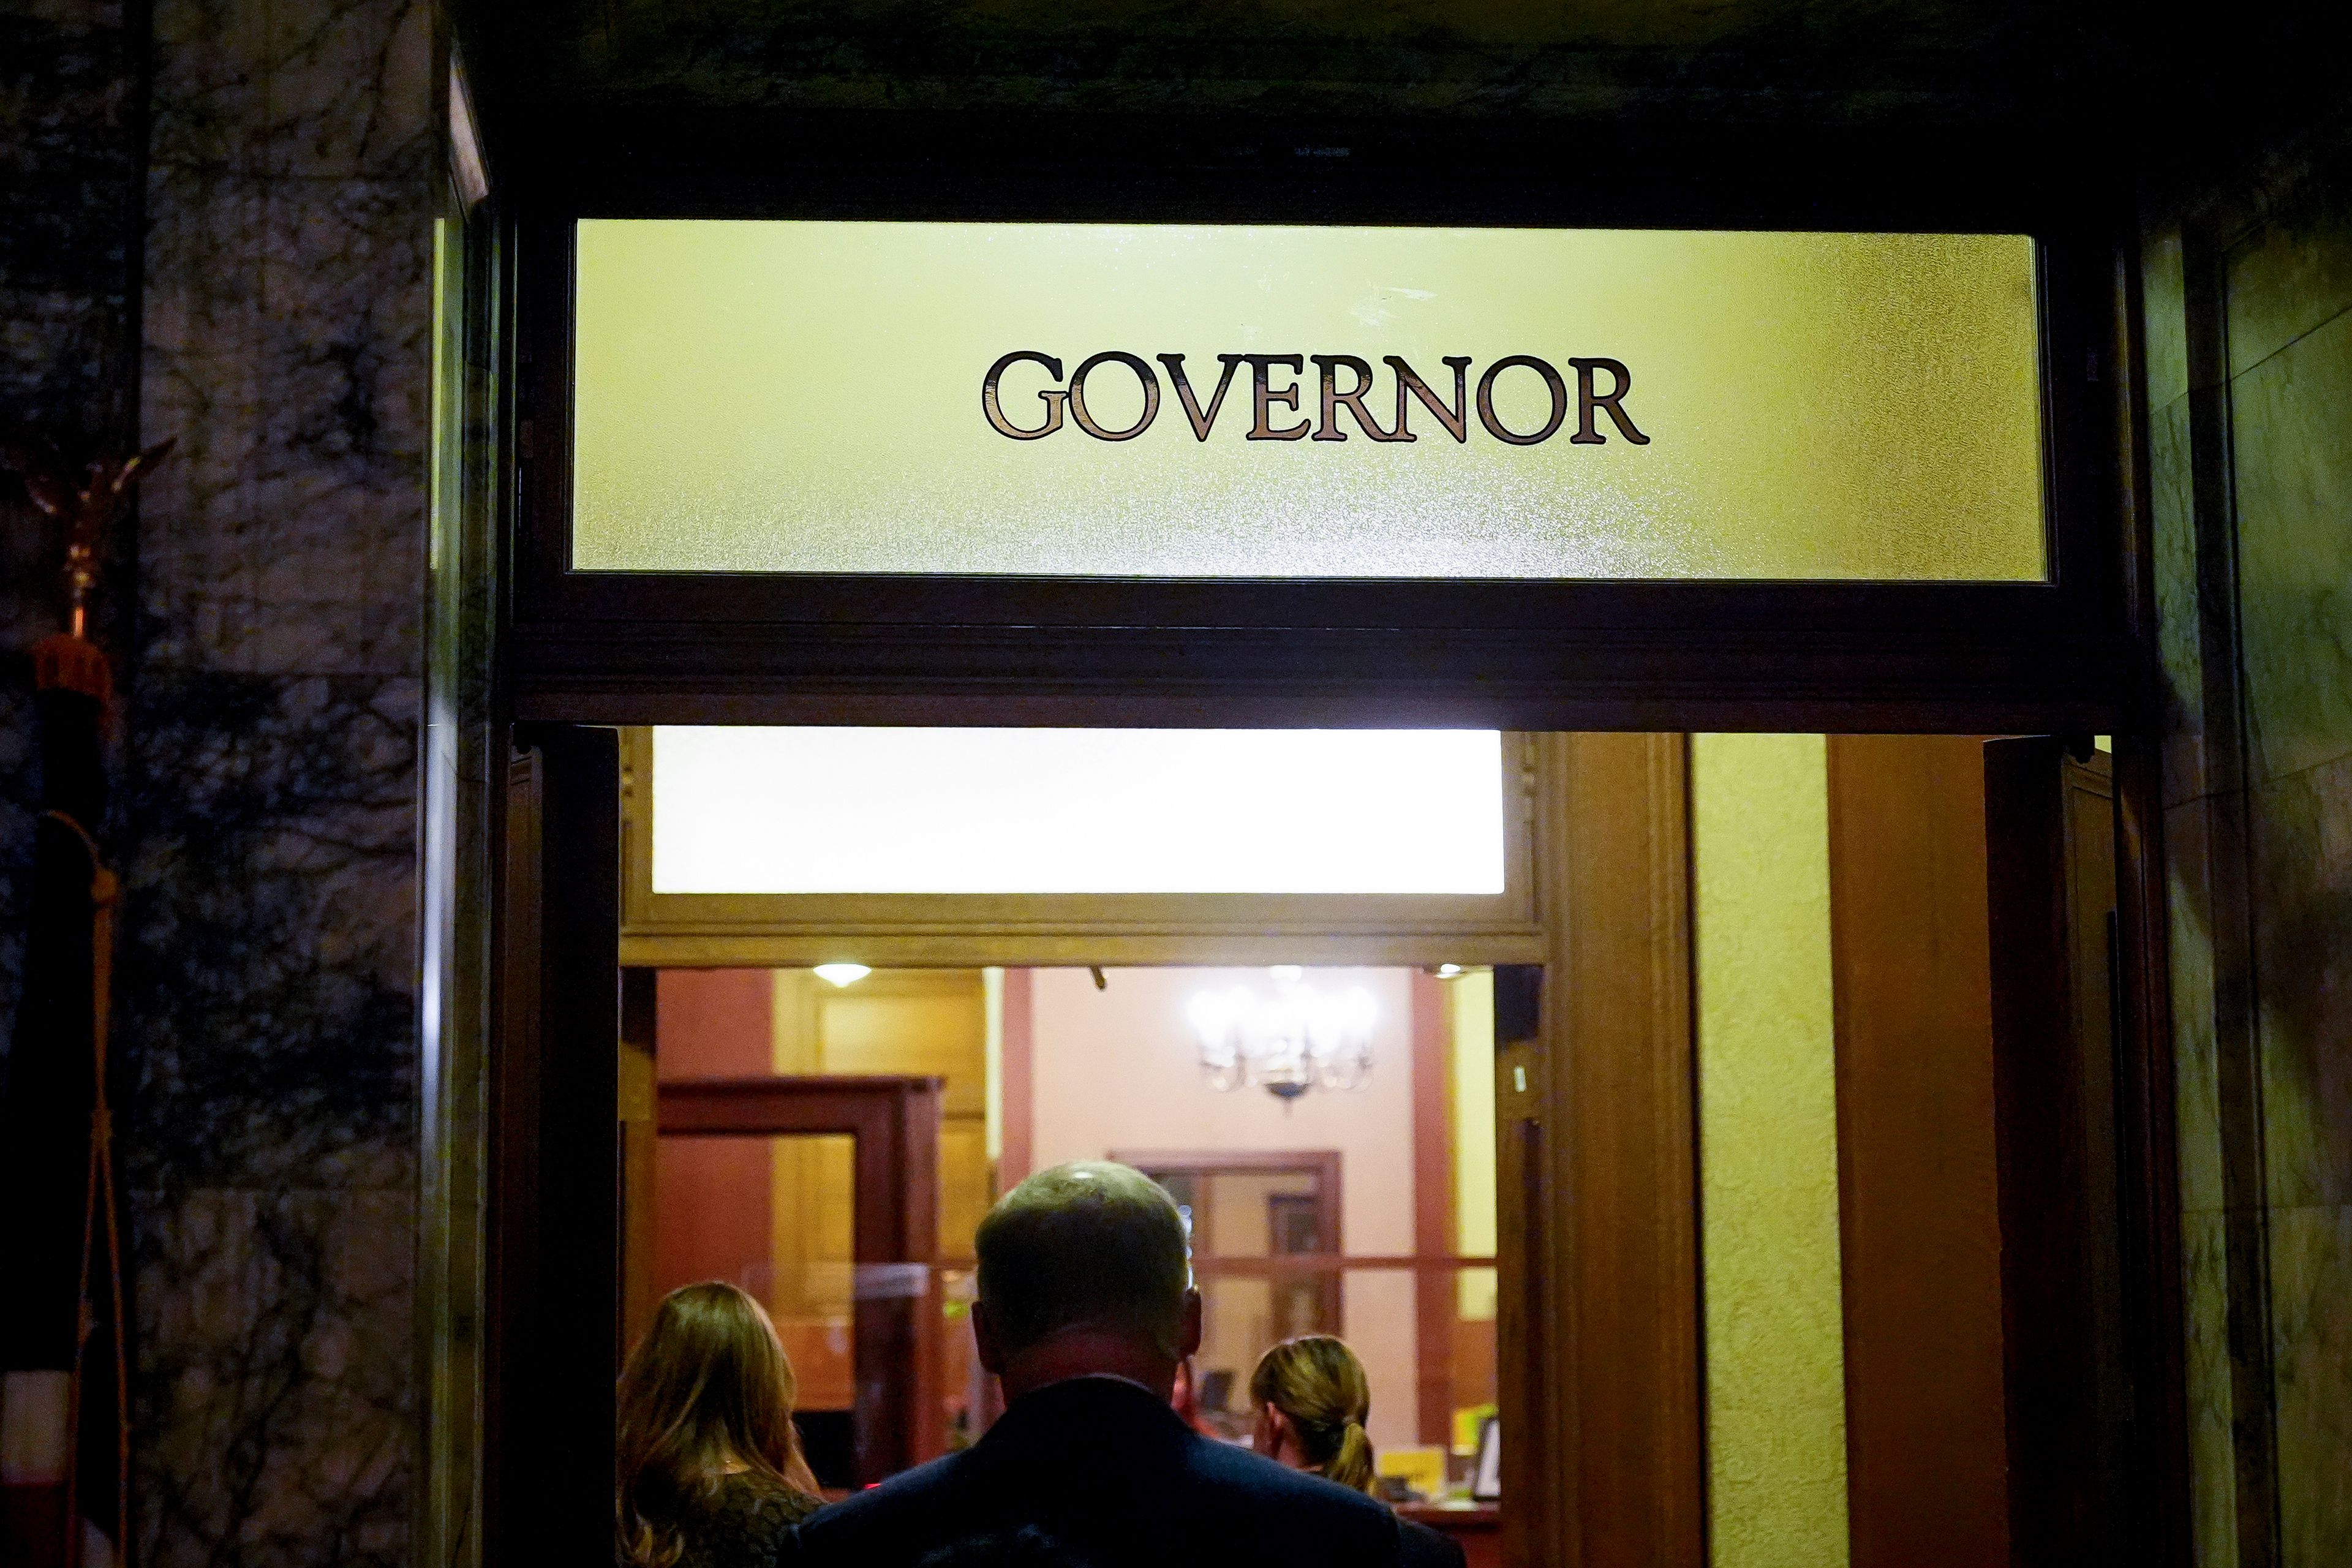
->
<box><xmin>794</xmin><ymin>1161</ymin><xmax>1400</xmax><ymax>1567</ymax></box>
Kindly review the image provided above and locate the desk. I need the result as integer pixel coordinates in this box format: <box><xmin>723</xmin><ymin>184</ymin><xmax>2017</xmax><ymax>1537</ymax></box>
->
<box><xmin>1396</xmin><ymin>1502</ymin><xmax>1502</xmax><ymax>1568</ymax></box>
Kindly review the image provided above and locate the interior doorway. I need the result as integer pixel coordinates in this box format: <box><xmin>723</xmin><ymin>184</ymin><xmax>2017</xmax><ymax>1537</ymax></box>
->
<box><xmin>543</xmin><ymin>725</ymin><xmax>2138</xmax><ymax>1568</ymax></box>
<box><xmin>624</xmin><ymin>959</ymin><xmax>1510</xmax><ymax>1564</ymax></box>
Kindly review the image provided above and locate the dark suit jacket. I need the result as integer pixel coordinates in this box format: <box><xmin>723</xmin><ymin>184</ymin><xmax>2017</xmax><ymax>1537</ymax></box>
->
<box><xmin>1397</xmin><ymin>1518</ymin><xmax>1467</xmax><ymax>1568</ymax></box>
<box><xmin>791</xmin><ymin>1376</ymin><xmax>1401</xmax><ymax>1568</ymax></box>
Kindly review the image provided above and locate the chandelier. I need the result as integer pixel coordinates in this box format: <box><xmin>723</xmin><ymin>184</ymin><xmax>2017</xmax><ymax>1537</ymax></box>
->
<box><xmin>1187</xmin><ymin>967</ymin><xmax>1376</xmax><ymax>1101</ymax></box>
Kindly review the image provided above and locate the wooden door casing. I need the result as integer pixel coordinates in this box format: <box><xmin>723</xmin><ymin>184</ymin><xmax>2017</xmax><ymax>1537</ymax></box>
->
<box><xmin>657</xmin><ymin>1076</ymin><xmax>945</xmax><ymax>1483</ymax></box>
<box><xmin>486</xmin><ymin>727</ymin><xmax>622</xmax><ymax>1567</ymax></box>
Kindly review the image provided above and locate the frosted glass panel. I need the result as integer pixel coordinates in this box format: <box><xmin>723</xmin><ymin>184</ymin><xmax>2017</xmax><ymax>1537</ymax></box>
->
<box><xmin>650</xmin><ymin>727</ymin><xmax>1505</xmax><ymax>894</ymax></box>
<box><xmin>575</xmin><ymin>221</ymin><xmax>2045</xmax><ymax>581</ymax></box>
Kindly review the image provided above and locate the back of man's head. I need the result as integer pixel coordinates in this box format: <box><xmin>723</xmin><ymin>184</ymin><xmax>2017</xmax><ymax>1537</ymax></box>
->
<box><xmin>975</xmin><ymin>1161</ymin><xmax>1189</xmax><ymax>1360</ymax></box>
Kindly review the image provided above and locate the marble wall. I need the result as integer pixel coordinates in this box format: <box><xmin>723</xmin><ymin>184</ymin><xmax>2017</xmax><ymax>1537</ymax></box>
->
<box><xmin>9</xmin><ymin>3</ymin><xmax>434</xmax><ymax>1562</ymax></box>
<box><xmin>2149</xmin><ymin>152</ymin><xmax>2352</xmax><ymax>1568</ymax></box>
<box><xmin>130</xmin><ymin>0</ymin><xmax>430</xmax><ymax>1561</ymax></box>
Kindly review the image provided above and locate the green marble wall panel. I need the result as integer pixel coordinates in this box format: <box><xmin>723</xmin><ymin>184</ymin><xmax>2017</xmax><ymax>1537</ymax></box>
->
<box><xmin>2228</xmin><ymin>303</ymin><xmax>2352</xmax><ymax>789</ymax></box>
<box><xmin>2146</xmin><ymin>230</ymin><xmax>2191</xmax><ymax>409</ymax></box>
<box><xmin>2163</xmin><ymin>164</ymin><xmax>2352</xmax><ymax>1568</ymax></box>
<box><xmin>2166</xmin><ymin>799</ymin><xmax>2227</xmax><ymax>1217</ymax></box>
<box><xmin>2249</xmin><ymin>755</ymin><xmax>2352</xmax><ymax>1211</ymax></box>
<box><xmin>2150</xmin><ymin>394</ymin><xmax>2210</xmax><ymax>809</ymax></box>
<box><xmin>2267</xmin><ymin>1204</ymin><xmax>2352</xmax><ymax>1568</ymax></box>
<box><xmin>2226</xmin><ymin>190</ymin><xmax>2352</xmax><ymax>380</ymax></box>
<box><xmin>2180</xmin><ymin>1208</ymin><xmax>2240</xmax><ymax>1568</ymax></box>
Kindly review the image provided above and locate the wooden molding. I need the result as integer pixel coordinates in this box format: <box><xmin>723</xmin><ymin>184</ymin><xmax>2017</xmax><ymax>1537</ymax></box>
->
<box><xmin>1520</xmin><ymin>733</ymin><xmax>1706</xmax><ymax>1568</ymax></box>
<box><xmin>618</xmin><ymin>726</ymin><xmax>1544</xmax><ymax>969</ymax></box>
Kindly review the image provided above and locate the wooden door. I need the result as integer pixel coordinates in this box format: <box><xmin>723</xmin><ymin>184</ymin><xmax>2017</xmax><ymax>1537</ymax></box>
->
<box><xmin>1828</xmin><ymin>735</ymin><xmax>2127</xmax><ymax>1568</ymax></box>
<box><xmin>486</xmin><ymin>726</ymin><xmax>620</xmax><ymax>1566</ymax></box>
<box><xmin>1986</xmin><ymin>739</ymin><xmax>2128</xmax><ymax>1567</ymax></box>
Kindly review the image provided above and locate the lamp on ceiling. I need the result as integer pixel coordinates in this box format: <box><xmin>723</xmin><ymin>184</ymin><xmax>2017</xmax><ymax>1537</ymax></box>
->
<box><xmin>1187</xmin><ymin>967</ymin><xmax>1376</xmax><ymax>1102</ymax></box>
<box><xmin>813</xmin><ymin>963</ymin><xmax>871</xmax><ymax>988</ymax></box>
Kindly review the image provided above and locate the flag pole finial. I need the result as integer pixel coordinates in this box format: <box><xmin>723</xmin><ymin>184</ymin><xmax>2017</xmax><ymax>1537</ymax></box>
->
<box><xmin>4</xmin><ymin>433</ymin><xmax>174</xmax><ymax>696</ymax></box>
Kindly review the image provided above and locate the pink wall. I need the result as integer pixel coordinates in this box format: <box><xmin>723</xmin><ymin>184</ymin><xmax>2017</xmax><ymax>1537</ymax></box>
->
<box><xmin>651</xmin><ymin>971</ymin><xmax>775</xmax><ymax>1316</ymax></box>
<box><xmin>656</xmin><ymin>968</ymin><xmax>772</xmax><ymax>1079</ymax></box>
<box><xmin>1027</xmin><ymin>967</ymin><xmax>1421</xmax><ymax>1450</ymax></box>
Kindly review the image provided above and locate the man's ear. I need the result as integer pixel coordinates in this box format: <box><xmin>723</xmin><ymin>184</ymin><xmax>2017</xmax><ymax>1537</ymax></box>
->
<box><xmin>1178</xmin><ymin>1288</ymin><xmax>1204</xmax><ymax>1359</ymax></box>
<box><xmin>971</xmin><ymin>1299</ymin><xmax>1005</xmax><ymax>1375</ymax></box>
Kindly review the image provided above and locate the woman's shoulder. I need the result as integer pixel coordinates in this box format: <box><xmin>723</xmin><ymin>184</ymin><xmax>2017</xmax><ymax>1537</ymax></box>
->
<box><xmin>679</xmin><ymin>1473</ymin><xmax>823</xmax><ymax>1567</ymax></box>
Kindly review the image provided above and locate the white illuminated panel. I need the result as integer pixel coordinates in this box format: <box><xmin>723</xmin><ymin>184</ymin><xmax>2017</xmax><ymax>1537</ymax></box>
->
<box><xmin>651</xmin><ymin>728</ymin><xmax>1506</xmax><ymax>895</ymax></box>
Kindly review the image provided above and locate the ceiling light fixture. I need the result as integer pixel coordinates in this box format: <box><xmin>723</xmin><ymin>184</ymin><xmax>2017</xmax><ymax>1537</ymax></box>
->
<box><xmin>813</xmin><ymin>963</ymin><xmax>872</xmax><ymax>988</ymax></box>
<box><xmin>1188</xmin><ymin>967</ymin><xmax>1376</xmax><ymax>1102</ymax></box>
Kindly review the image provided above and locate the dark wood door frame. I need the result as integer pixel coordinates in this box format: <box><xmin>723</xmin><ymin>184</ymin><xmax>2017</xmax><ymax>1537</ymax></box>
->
<box><xmin>485</xmin><ymin>726</ymin><xmax>621</xmax><ymax>1568</ymax></box>
<box><xmin>465</xmin><ymin>85</ymin><xmax>2190</xmax><ymax>1546</ymax></box>
<box><xmin>658</xmin><ymin>1076</ymin><xmax>945</xmax><ymax>1483</ymax></box>
<box><xmin>477</xmin><ymin>722</ymin><xmax>2185</xmax><ymax>1568</ymax></box>
<box><xmin>503</xmin><ymin>192</ymin><xmax>2136</xmax><ymax>736</ymax></box>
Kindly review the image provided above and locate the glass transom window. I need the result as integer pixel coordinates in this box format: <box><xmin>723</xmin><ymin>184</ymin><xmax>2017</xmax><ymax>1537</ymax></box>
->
<box><xmin>649</xmin><ymin>727</ymin><xmax>1507</xmax><ymax>895</ymax></box>
<box><xmin>574</xmin><ymin>221</ymin><xmax>2045</xmax><ymax>582</ymax></box>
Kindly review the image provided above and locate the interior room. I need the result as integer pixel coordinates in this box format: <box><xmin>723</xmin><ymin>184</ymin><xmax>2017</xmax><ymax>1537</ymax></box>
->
<box><xmin>639</xmin><ymin>962</ymin><xmax>1499</xmax><ymax>1496</ymax></box>
<box><xmin>611</xmin><ymin>721</ymin><xmax>2126</xmax><ymax>1568</ymax></box>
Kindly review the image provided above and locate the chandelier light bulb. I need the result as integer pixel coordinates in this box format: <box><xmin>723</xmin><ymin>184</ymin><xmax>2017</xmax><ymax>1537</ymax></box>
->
<box><xmin>1188</xmin><ymin>970</ymin><xmax>1376</xmax><ymax>1101</ymax></box>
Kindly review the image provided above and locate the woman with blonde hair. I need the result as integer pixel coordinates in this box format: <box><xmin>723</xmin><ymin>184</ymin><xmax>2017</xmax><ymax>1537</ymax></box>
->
<box><xmin>1248</xmin><ymin>1334</ymin><xmax>1465</xmax><ymax>1568</ymax></box>
<box><xmin>617</xmin><ymin>1281</ymin><xmax>823</xmax><ymax>1567</ymax></box>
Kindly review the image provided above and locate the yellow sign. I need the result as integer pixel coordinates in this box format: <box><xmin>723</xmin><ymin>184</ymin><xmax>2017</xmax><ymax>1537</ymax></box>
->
<box><xmin>573</xmin><ymin>221</ymin><xmax>2045</xmax><ymax>581</ymax></box>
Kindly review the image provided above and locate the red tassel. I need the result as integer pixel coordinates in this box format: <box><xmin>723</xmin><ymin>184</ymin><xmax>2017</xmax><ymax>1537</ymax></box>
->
<box><xmin>31</xmin><ymin>635</ymin><xmax>111</xmax><ymax>706</ymax></box>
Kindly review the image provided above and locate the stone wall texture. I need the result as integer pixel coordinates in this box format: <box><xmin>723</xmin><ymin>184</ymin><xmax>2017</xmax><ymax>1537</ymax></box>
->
<box><xmin>131</xmin><ymin>1</ymin><xmax>429</xmax><ymax>1562</ymax></box>
<box><xmin>4</xmin><ymin>1</ymin><xmax>431</xmax><ymax>1564</ymax></box>
<box><xmin>2149</xmin><ymin>150</ymin><xmax>2352</xmax><ymax>1568</ymax></box>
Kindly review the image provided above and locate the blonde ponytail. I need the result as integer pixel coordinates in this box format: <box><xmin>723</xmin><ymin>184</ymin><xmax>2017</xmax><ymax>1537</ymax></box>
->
<box><xmin>1325</xmin><ymin>1418</ymin><xmax>1376</xmax><ymax>1494</ymax></box>
<box><xmin>1250</xmin><ymin>1335</ymin><xmax>1379</xmax><ymax>1496</ymax></box>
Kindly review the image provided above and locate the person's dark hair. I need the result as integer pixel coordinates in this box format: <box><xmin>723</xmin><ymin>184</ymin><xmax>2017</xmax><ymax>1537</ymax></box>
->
<box><xmin>1251</xmin><ymin>1335</ymin><xmax>1376</xmax><ymax>1494</ymax></box>
<box><xmin>974</xmin><ymin>1162</ymin><xmax>1189</xmax><ymax>1358</ymax></box>
<box><xmin>616</xmin><ymin>1281</ymin><xmax>820</xmax><ymax>1567</ymax></box>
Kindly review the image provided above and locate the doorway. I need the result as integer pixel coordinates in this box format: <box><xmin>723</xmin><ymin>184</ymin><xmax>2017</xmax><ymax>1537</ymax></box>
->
<box><xmin>503</xmin><ymin>723</ymin><xmax>2145</xmax><ymax>1568</ymax></box>
<box><xmin>626</xmin><ymin>959</ymin><xmax>1510</xmax><ymax>1559</ymax></box>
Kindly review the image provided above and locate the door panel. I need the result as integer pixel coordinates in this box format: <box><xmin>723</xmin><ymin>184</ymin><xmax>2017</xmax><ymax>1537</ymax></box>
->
<box><xmin>486</xmin><ymin>727</ymin><xmax>621</xmax><ymax>1566</ymax></box>
<box><xmin>1827</xmin><ymin>734</ymin><xmax>2012</xmax><ymax>1568</ymax></box>
<box><xmin>1985</xmin><ymin>738</ymin><xmax>2126</xmax><ymax>1567</ymax></box>
<box><xmin>657</xmin><ymin>1077</ymin><xmax>944</xmax><ymax>1481</ymax></box>
<box><xmin>1825</xmin><ymin>734</ymin><xmax>2127</xmax><ymax>1568</ymax></box>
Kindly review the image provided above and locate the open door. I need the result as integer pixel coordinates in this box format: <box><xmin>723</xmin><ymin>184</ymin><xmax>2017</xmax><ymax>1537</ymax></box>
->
<box><xmin>486</xmin><ymin>726</ymin><xmax>621</xmax><ymax>1564</ymax></box>
<box><xmin>1985</xmin><ymin>738</ymin><xmax>2129</xmax><ymax>1566</ymax></box>
<box><xmin>1826</xmin><ymin>734</ymin><xmax>2128</xmax><ymax>1568</ymax></box>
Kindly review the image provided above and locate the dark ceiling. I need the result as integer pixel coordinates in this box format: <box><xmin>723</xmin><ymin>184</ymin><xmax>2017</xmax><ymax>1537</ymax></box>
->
<box><xmin>470</xmin><ymin>0</ymin><xmax>2059</xmax><ymax>120</ymax></box>
<box><xmin>454</xmin><ymin>1</ymin><xmax>2345</xmax><ymax>216</ymax></box>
